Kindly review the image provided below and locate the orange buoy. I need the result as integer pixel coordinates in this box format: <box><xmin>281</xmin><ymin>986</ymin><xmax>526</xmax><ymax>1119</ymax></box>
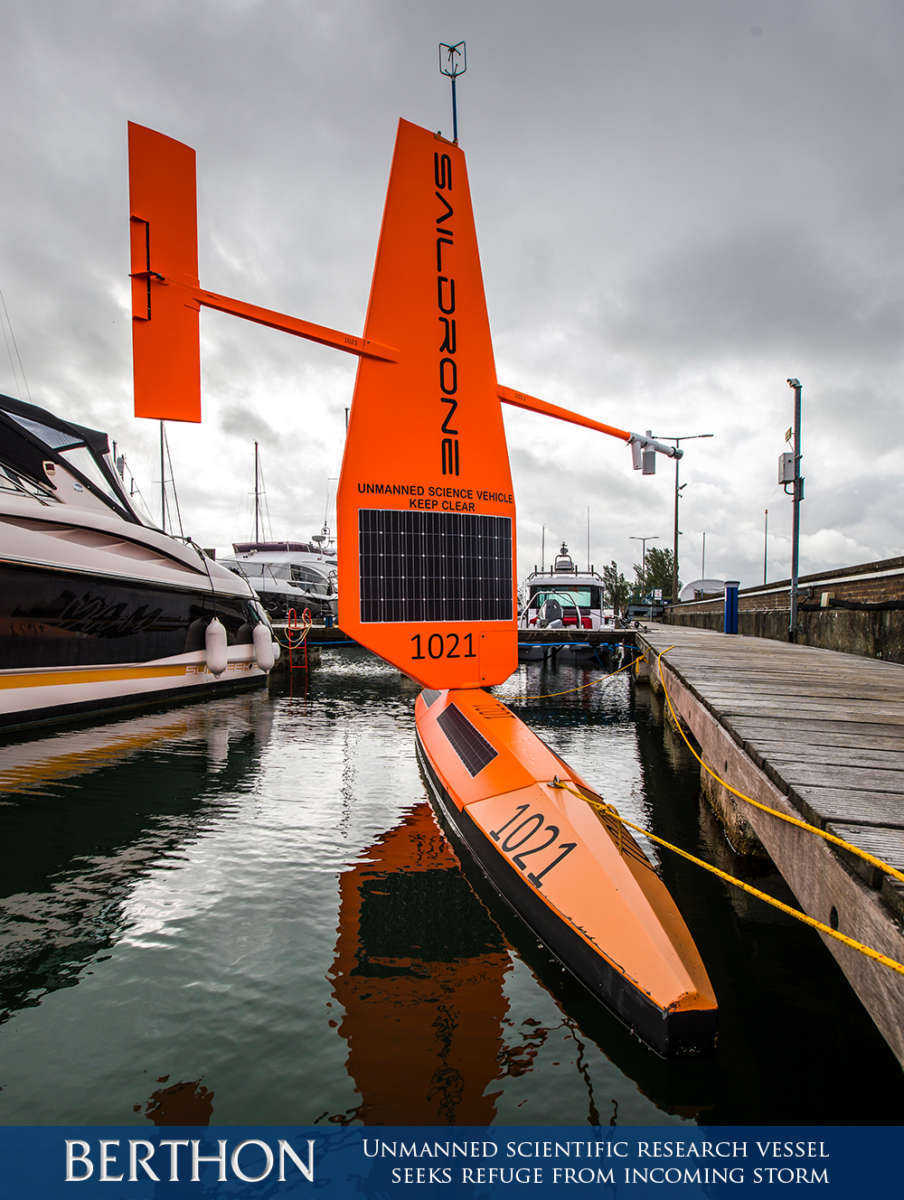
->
<box><xmin>415</xmin><ymin>687</ymin><xmax>718</xmax><ymax>1056</ymax></box>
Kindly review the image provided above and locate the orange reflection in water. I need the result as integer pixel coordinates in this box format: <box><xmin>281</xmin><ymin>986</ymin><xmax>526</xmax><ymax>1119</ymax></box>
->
<box><xmin>330</xmin><ymin>802</ymin><xmax>511</xmax><ymax>1124</ymax></box>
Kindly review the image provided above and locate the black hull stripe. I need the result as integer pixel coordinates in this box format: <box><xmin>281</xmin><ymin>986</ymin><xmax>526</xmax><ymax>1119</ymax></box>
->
<box><xmin>415</xmin><ymin>731</ymin><xmax>717</xmax><ymax>1058</ymax></box>
<box><xmin>0</xmin><ymin>561</ymin><xmax>261</xmax><ymax>670</ymax></box>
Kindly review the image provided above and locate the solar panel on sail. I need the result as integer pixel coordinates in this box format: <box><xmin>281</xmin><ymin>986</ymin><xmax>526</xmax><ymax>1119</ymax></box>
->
<box><xmin>359</xmin><ymin>510</ymin><xmax>512</xmax><ymax>623</ymax></box>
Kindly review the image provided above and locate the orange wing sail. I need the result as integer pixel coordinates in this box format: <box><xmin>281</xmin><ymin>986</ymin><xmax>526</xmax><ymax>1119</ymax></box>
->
<box><xmin>128</xmin><ymin>122</ymin><xmax>202</xmax><ymax>422</ymax></box>
<box><xmin>337</xmin><ymin>120</ymin><xmax>517</xmax><ymax>688</ymax></box>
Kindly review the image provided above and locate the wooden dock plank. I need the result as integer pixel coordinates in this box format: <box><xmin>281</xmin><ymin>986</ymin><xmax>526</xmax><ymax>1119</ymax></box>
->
<box><xmin>750</xmin><ymin>743</ymin><xmax>904</xmax><ymax>769</ymax></box>
<box><xmin>762</xmin><ymin>760</ymin><xmax>904</xmax><ymax>794</ymax></box>
<box><xmin>708</xmin><ymin>702</ymin><xmax>904</xmax><ymax>725</ymax></box>
<box><xmin>672</xmin><ymin>676</ymin><xmax>904</xmax><ymax>696</ymax></box>
<box><xmin>725</xmin><ymin>717</ymin><xmax>904</xmax><ymax>750</ymax></box>
<box><xmin>825</xmin><ymin>822</ymin><xmax>904</xmax><ymax>888</ymax></box>
<box><xmin>785</xmin><ymin>786</ymin><xmax>904</xmax><ymax>831</ymax></box>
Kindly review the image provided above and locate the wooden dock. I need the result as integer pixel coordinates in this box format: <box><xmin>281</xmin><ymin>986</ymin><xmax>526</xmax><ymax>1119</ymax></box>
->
<box><xmin>635</xmin><ymin>623</ymin><xmax>904</xmax><ymax>1067</ymax></box>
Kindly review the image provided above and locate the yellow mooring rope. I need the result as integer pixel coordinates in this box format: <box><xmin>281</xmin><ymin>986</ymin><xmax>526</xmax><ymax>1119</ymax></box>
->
<box><xmin>497</xmin><ymin>652</ymin><xmax>644</xmax><ymax>701</ymax></box>
<box><xmin>272</xmin><ymin>608</ymin><xmax>313</xmax><ymax>652</ymax></box>
<box><xmin>653</xmin><ymin>647</ymin><xmax>904</xmax><ymax>888</ymax></box>
<box><xmin>550</xmin><ymin>777</ymin><xmax>904</xmax><ymax>978</ymax></box>
<box><xmin>497</xmin><ymin>639</ymin><xmax>904</xmax><ymax>973</ymax></box>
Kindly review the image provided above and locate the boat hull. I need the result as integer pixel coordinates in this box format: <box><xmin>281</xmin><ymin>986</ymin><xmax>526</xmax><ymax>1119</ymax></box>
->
<box><xmin>415</xmin><ymin>688</ymin><xmax>717</xmax><ymax>1057</ymax></box>
<box><xmin>517</xmin><ymin>641</ymin><xmax>621</xmax><ymax>666</ymax></box>
<box><xmin>0</xmin><ymin>561</ymin><xmax>270</xmax><ymax>733</ymax></box>
<box><xmin>0</xmin><ymin>651</ymin><xmax>266</xmax><ymax>734</ymax></box>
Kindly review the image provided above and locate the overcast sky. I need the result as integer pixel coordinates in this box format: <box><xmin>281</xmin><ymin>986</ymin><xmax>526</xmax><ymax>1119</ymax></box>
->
<box><xmin>2</xmin><ymin>0</ymin><xmax>903</xmax><ymax>589</ymax></box>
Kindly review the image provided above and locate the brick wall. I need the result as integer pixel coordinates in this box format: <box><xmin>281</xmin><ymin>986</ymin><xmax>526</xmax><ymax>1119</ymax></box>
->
<box><xmin>664</xmin><ymin>555</ymin><xmax>904</xmax><ymax>662</ymax></box>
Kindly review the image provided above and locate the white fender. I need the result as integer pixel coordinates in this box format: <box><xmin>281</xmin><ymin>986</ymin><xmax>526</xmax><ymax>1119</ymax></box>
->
<box><xmin>205</xmin><ymin>617</ymin><xmax>228</xmax><ymax>676</ymax></box>
<box><xmin>272</xmin><ymin>639</ymin><xmax>281</xmax><ymax>663</ymax></box>
<box><xmin>253</xmin><ymin>621</ymin><xmax>276</xmax><ymax>672</ymax></box>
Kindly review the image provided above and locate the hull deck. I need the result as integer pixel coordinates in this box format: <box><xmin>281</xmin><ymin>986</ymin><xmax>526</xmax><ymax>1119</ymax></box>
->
<box><xmin>415</xmin><ymin>687</ymin><xmax>717</xmax><ymax>1057</ymax></box>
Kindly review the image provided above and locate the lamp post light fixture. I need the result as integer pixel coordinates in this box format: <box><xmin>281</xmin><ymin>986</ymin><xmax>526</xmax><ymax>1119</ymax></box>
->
<box><xmin>651</xmin><ymin>432</ymin><xmax>715</xmax><ymax>605</ymax></box>
<box><xmin>784</xmin><ymin>378</ymin><xmax>805</xmax><ymax>639</ymax></box>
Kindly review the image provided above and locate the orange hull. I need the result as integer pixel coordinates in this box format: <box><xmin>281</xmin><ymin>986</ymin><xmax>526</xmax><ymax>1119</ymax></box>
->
<box><xmin>415</xmin><ymin>688</ymin><xmax>718</xmax><ymax>1057</ymax></box>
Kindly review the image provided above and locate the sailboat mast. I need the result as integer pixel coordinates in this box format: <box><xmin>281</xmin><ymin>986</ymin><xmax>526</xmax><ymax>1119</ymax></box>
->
<box><xmin>159</xmin><ymin>420</ymin><xmax>166</xmax><ymax>532</ymax></box>
<box><xmin>254</xmin><ymin>441</ymin><xmax>260</xmax><ymax>542</ymax></box>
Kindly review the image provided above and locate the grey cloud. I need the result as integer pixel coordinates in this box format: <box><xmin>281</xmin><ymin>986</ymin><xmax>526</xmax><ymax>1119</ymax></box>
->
<box><xmin>3</xmin><ymin>0</ymin><xmax>904</xmax><ymax>582</ymax></box>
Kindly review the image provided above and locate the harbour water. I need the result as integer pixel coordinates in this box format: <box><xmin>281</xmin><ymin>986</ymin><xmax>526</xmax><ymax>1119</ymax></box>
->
<box><xmin>0</xmin><ymin>651</ymin><xmax>902</xmax><ymax>1125</ymax></box>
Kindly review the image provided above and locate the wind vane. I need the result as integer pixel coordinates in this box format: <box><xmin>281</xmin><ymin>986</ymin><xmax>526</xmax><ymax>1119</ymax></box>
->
<box><xmin>438</xmin><ymin>41</ymin><xmax>467</xmax><ymax>143</ymax></box>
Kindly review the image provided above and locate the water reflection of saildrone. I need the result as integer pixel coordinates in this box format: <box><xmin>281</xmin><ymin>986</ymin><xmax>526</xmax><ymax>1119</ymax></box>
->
<box><xmin>329</xmin><ymin>802</ymin><xmax>510</xmax><ymax>1124</ymax></box>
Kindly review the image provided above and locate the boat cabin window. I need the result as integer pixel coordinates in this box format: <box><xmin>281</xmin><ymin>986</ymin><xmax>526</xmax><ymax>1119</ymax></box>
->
<box><xmin>257</xmin><ymin>562</ymin><xmax>290</xmax><ymax>579</ymax></box>
<box><xmin>290</xmin><ymin>565</ymin><xmax>331</xmax><ymax>592</ymax></box>
<box><xmin>529</xmin><ymin>586</ymin><xmax>601</xmax><ymax>609</ymax></box>
<box><xmin>58</xmin><ymin>445</ymin><xmax>126</xmax><ymax>508</ymax></box>
<box><xmin>0</xmin><ymin>461</ymin><xmax>60</xmax><ymax>503</ymax></box>
<box><xmin>6</xmin><ymin>412</ymin><xmax>83</xmax><ymax>451</ymax></box>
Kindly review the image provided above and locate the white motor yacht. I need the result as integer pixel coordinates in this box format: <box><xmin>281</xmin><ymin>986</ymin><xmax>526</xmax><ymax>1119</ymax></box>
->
<box><xmin>0</xmin><ymin>394</ymin><xmax>278</xmax><ymax>732</ymax></box>
<box><xmin>518</xmin><ymin>542</ymin><xmax>616</xmax><ymax>662</ymax></box>
<box><xmin>224</xmin><ymin>541</ymin><xmax>338</xmax><ymax>622</ymax></box>
<box><xmin>223</xmin><ymin>443</ymin><xmax>339</xmax><ymax>622</ymax></box>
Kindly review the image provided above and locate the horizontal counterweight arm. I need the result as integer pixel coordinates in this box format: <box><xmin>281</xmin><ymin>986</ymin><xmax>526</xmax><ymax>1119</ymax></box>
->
<box><xmin>164</xmin><ymin>273</ymin><xmax>677</xmax><ymax>455</ymax></box>
<box><xmin>198</xmin><ymin>290</ymin><xmax>398</xmax><ymax>363</ymax></box>
<box><xmin>496</xmin><ymin>384</ymin><xmax>682</xmax><ymax>459</ymax></box>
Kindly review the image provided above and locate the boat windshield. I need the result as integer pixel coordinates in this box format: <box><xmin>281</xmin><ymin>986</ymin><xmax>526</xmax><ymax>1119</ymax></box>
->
<box><xmin>0</xmin><ymin>394</ymin><xmax>142</xmax><ymax>524</ymax></box>
<box><xmin>58</xmin><ymin>445</ymin><xmax>129</xmax><ymax>509</ymax></box>
<box><xmin>245</xmin><ymin>562</ymin><xmax>291</xmax><ymax>580</ymax></box>
<box><xmin>234</xmin><ymin>561</ymin><xmax>333</xmax><ymax>594</ymax></box>
<box><xmin>529</xmin><ymin>586</ymin><xmax>601</xmax><ymax>609</ymax></box>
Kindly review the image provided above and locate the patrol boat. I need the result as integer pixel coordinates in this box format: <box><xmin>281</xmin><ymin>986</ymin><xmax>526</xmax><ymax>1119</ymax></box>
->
<box><xmin>518</xmin><ymin>541</ymin><xmax>616</xmax><ymax>662</ymax></box>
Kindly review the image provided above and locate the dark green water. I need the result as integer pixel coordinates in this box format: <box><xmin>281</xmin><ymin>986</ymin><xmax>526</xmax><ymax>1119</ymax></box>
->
<box><xmin>0</xmin><ymin>651</ymin><xmax>901</xmax><ymax>1125</ymax></box>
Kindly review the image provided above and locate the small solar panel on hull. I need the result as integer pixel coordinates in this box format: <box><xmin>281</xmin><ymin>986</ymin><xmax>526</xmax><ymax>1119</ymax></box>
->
<box><xmin>437</xmin><ymin>705</ymin><xmax>498</xmax><ymax>777</ymax></box>
<box><xmin>359</xmin><ymin>509</ymin><xmax>512</xmax><ymax>623</ymax></box>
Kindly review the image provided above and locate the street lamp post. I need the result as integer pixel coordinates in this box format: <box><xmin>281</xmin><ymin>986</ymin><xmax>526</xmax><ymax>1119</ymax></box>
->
<box><xmin>785</xmin><ymin>378</ymin><xmax>804</xmax><ymax>639</ymax></box>
<box><xmin>630</xmin><ymin>535</ymin><xmax>659</xmax><ymax>618</ymax></box>
<box><xmin>652</xmin><ymin>433</ymin><xmax>715</xmax><ymax>604</ymax></box>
